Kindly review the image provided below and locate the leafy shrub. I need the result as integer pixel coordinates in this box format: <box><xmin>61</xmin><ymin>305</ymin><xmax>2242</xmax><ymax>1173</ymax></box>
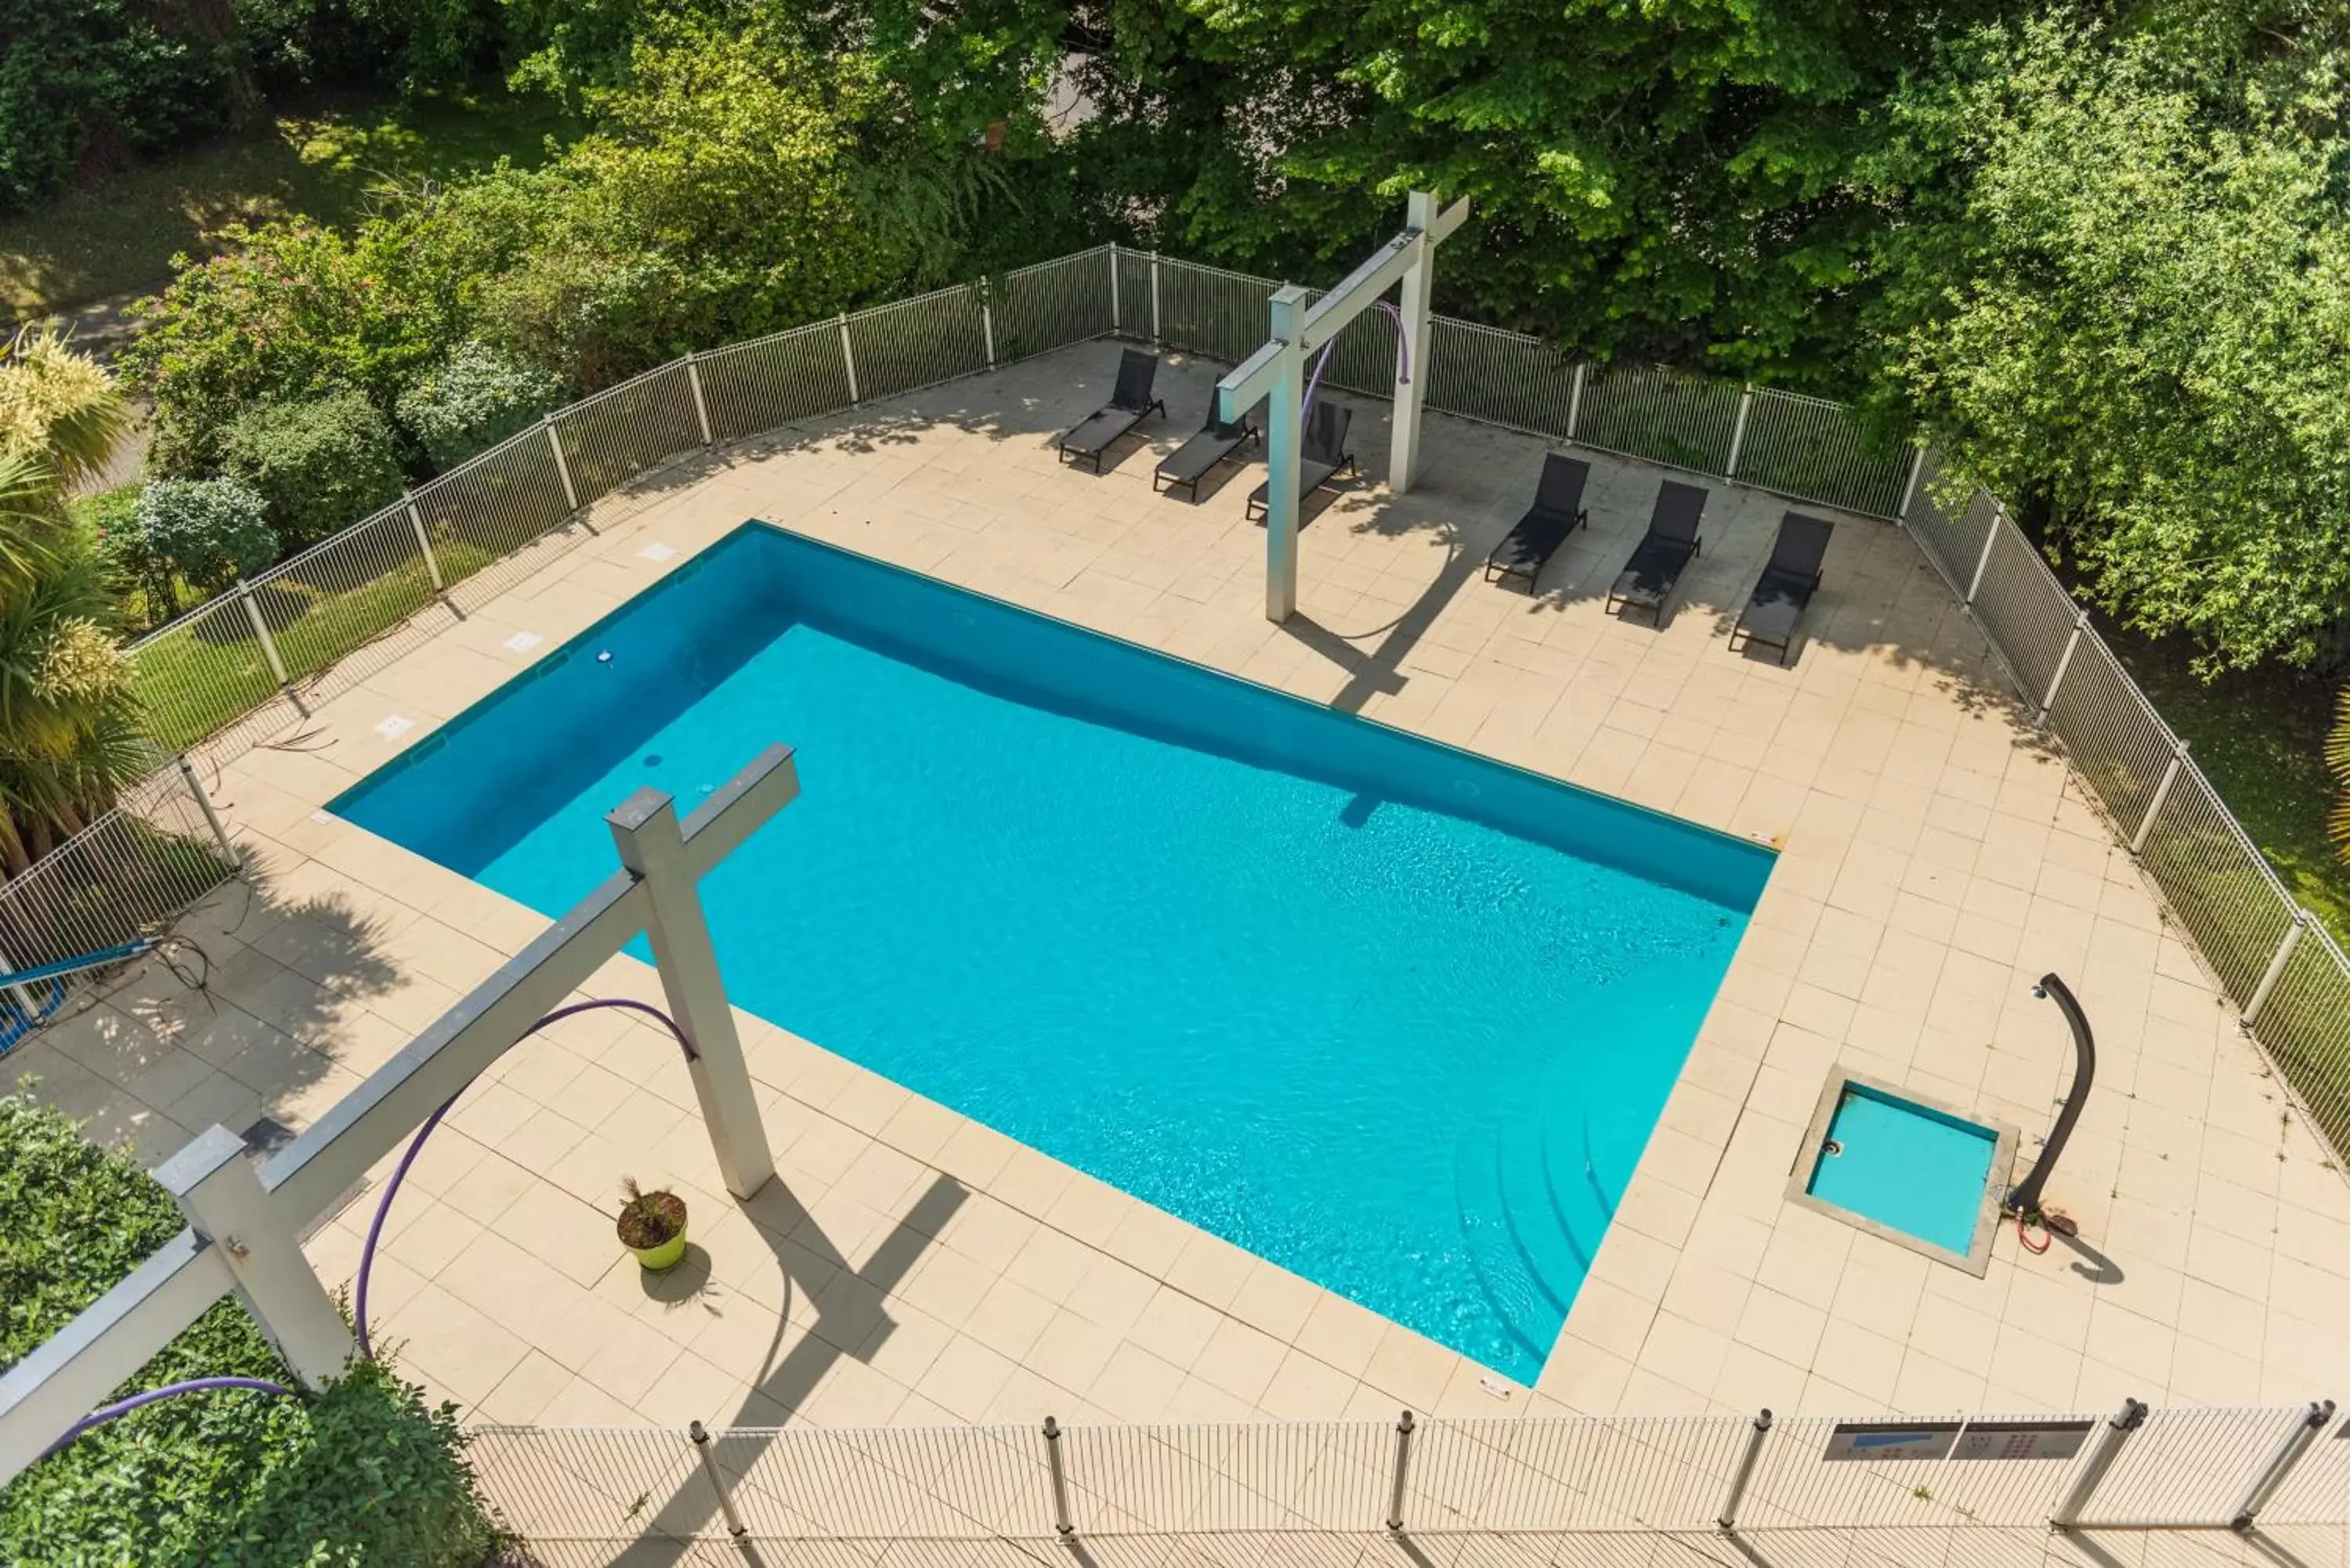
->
<box><xmin>128</xmin><ymin>23</ymin><xmax>1000</xmax><ymax>453</ymax></box>
<box><xmin>125</xmin><ymin>222</ymin><xmax>471</xmax><ymax>477</ymax></box>
<box><xmin>0</xmin><ymin>1093</ymin><xmax>497</xmax><ymax>1567</ymax></box>
<box><xmin>134</xmin><ymin>477</ymin><xmax>279</xmax><ymax>603</ymax></box>
<box><xmin>218</xmin><ymin>390</ymin><xmax>405</xmax><ymax>552</ymax></box>
<box><xmin>396</xmin><ymin>341</ymin><xmax>567</xmax><ymax>470</ymax></box>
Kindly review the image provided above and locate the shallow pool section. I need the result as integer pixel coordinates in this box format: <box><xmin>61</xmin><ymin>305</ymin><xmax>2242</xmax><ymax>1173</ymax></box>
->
<box><xmin>1800</xmin><ymin>1079</ymin><xmax>2005</xmax><ymax>1268</ymax></box>
<box><xmin>333</xmin><ymin>522</ymin><xmax>1772</xmax><ymax>1381</ymax></box>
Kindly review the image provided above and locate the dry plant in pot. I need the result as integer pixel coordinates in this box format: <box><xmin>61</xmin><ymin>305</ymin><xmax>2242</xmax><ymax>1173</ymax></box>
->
<box><xmin>616</xmin><ymin>1176</ymin><xmax>689</xmax><ymax>1272</ymax></box>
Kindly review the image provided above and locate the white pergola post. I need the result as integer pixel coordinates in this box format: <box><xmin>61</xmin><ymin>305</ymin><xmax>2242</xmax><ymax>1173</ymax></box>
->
<box><xmin>1388</xmin><ymin>193</ymin><xmax>1437</xmax><ymax>496</ymax></box>
<box><xmin>161</xmin><ymin>1129</ymin><xmax>355</xmax><ymax>1387</ymax></box>
<box><xmin>1219</xmin><ymin>190</ymin><xmax>1468</xmax><ymax>622</ymax></box>
<box><xmin>608</xmin><ymin>789</ymin><xmax>777</xmax><ymax>1200</ymax></box>
<box><xmin>1264</xmin><ymin>285</ymin><xmax>1309</xmax><ymax>623</ymax></box>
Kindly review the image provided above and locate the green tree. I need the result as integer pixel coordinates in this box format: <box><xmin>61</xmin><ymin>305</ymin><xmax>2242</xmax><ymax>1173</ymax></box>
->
<box><xmin>1045</xmin><ymin>0</ymin><xmax>2021</xmax><ymax>383</ymax></box>
<box><xmin>127</xmin><ymin>18</ymin><xmax>1025</xmax><ymax>446</ymax></box>
<box><xmin>1867</xmin><ymin>16</ymin><xmax>2350</xmax><ymax>671</ymax></box>
<box><xmin>125</xmin><ymin>221</ymin><xmax>472</xmax><ymax>477</ymax></box>
<box><xmin>0</xmin><ymin>0</ymin><xmax>248</xmax><ymax>212</ymax></box>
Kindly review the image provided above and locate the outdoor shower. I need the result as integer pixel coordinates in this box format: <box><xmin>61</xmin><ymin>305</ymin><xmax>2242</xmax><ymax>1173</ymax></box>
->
<box><xmin>2005</xmin><ymin>972</ymin><xmax>2094</xmax><ymax>1224</ymax></box>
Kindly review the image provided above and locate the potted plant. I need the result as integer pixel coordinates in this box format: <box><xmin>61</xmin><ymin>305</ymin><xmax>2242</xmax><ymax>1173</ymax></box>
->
<box><xmin>616</xmin><ymin>1178</ymin><xmax>689</xmax><ymax>1272</ymax></box>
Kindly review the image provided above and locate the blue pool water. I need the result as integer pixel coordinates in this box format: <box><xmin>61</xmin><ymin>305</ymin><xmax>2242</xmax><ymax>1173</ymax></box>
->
<box><xmin>334</xmin><ymin>522</ymin><xmax>1771</xmax><ymax>1380</ymax></box>
<box><xmin>1806</xmin><ymin>1085</ymin><xmax>1998</xmax><ymax>1257</ymax></box>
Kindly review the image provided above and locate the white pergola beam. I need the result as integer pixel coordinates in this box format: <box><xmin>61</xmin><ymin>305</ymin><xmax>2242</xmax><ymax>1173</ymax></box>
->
<box><xmin>266</xmin><ymin>868</ymin><xmax>654</xmax><ymax>1223</ymax></box>
<box><xmin>1217</xmin><ymin>193</ymin><xmax>1468</xmax><ymax>620</ymax></box>
<box><xmin>1216</xmin><ymin>198</ymin><xmax>1469</xmax><ymax>421</ymax></box>
<box><xmin>0</xmin><ymin>743</ymin><xmax>802</xmax><ymax>1487</ymax></box>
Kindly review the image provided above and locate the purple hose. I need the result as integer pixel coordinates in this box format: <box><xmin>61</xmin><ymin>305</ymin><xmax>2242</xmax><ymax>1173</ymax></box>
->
<box><xmin>38</xmin><ymin>1377</ymin><xmax>295</xmax><ymax>1463</ymax></box>
<box><xmin>1299</xmin><ymin>298</ymin><xmax>1408</xmax><ymax>429</ymax></box>
<box><xmin>353</xmin><ymin>996</ymin><xmax>694</xmax><ymax>1358</ymax></box>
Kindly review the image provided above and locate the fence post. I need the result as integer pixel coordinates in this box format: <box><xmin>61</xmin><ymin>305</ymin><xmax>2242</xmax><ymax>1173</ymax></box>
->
<box><xmin>1108</xmin><ymin>242</ymin><xmax>1122</xmax><ymax>332</ymax></box>
<box><xmin>1897</xmin><ymin>445</ymin><xmax>1926</xmax><ymax>518</ymax></box>
<box><xmin>2051</xmin><ymin>1397</ymin><xmax>2147</xmax><ymax>1530</ymax></box>
<box><xmin>1043</xmin><ymin>1416</ymin><xmax>1074</xmax><ymax>1537</ymax></box>
<box><xmin>684</xmin><ymin>352</ymin><xmax>714</xmax><ymax>446</ymax></box>
<box><xmin>1565</xmin><ymin>363</ymin><xmax>1587</xmax><ymax>443</ymax></box>
<box><xmin>1151</xmin><ymin>251</ymin><xmax>1163</xmax><ymax>343</ymax></box>
<box><xmin>2243</xmin><ymin>911</ymin><xmax>2313</xmax><ymax>1028</ymax></box>
<box><xmin>981</xmin><ymin>281</ymin><xmax>997</xmax><ymax>369</ymax></box>
<box><xmin>1385</xmin><ymin>1409</ymin><xmax>1416</xmax><ymax>1531</ymax></box>
<box><xmin>232</xmin><ymin>578</ymin><xmax>302</xmax><ymax>714</ymax></box>
<box><xmin>1725</xmin><ymin>383</ymin><xmax>1754</xmax><ymax>479</ymax></box>
<box><xmin>2230</xmin><ymin>1400</ymin><xmax>2335</xmax><ymax>1530</ymax></box>
<box><xmin>1717</xmin><ymin>1408</ymin><xmax>1773</xmax><ymax>1532</ymax></box>
<box><xmin>1964</xmin><ymin>508</ymin><xmax>1999</xmax><ymax>605</ymax></box>
<box><xmin>689</xmin><ymin>1420</ymin><xmax>749</xmax><ymax>1539</ymax></box>
<box><xmin>837</xmin><ymin>313</ymin><xmax>860</xmax><ymax>404</ymax></box>
<box><xmin>175</xmin><ymin>755</ymin><xmax>241</xmax><ymax>873</ymax></box>
<box><xmin>403</xmin><ymin>493</ymin><xmax>445</xmax><ymax>594</ymax></box>
<box><xmin>2131</xmin><ymin>740</ymin><xmax>2189</xmax><ymax>854</ymax></box>
<box><xmin>2034</xmin><ymin>608</ymin><xmax>2092</xmax><ymax>727</ymax></box>
<box><xmin>542</xmin><ymin>417</ymin><xmax>580</xmax><ymax>512</ymax></box>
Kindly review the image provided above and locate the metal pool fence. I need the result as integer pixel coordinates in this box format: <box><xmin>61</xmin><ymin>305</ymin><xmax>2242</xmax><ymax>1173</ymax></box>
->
<box><xmin>1895</xmin><ymin>451</ymin><xmax>2350</xmax><ymax>1161</ymax></box>
<box><xmin>16</xmin><ymin>244</ymin><xmax>2350</xmax><ymax>1176</ymax></box>
<box><xmin>468</xmin><ymin>1401</ymin><xmax>2348</xmax><ymax>1559</ymax></box>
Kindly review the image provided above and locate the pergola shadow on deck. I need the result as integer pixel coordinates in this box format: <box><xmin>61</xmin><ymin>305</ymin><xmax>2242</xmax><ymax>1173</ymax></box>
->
<box><xmin>13</xmin><ymin>341</ymin><xmax>2346</xmax><ymax>1461</ymax></box>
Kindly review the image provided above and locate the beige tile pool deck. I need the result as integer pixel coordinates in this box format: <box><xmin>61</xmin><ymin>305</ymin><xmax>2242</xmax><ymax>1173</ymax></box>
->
<box><xmin>16</xmin><ymin>341</ymin><xmax>2350</xmax><ymax>1442</ymax></box>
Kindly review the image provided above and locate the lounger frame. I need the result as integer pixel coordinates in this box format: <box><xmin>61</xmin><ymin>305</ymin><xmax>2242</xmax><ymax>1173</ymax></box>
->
<box><xmin>1245</xmin><ymin>402</ymin><xmax>1357</xmax><ymax>522</ymax></box>
<box><xmin>1605</xmin><ymin>481</ymin><xmax>1709</xmax><ymax>624</ymax></box>
<box><xmin>1058</xmin><ymin>350</ymin><xmax>1167</xmax><ymax>473</ymax></box>
<box><xmin>1155</xmin><ymin>415</ymin><xmax>1259</xmax><ymax>502</ymax></box>
<box><xmin>1484</xmin><ymin>454</ymin><xmax>1593</xmax><ymax>591</ymax></box>
<box><xmin>1728</xmin><ymin>512</ymin><xmax>1835</xmax><ymax>664</ymax></box>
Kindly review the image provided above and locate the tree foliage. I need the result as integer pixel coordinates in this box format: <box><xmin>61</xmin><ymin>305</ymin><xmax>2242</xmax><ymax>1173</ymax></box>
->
<box><xmin>1044</xmin><ymin>0</ymin><xmax>2019</xmax><ymax>381</ymax></box>
<box><xmin>1869</xmin><ymin>14</ymin><xmax>2350</xmax><ymax>670</ymax></box>
<box><xmin>125</xmin><ymin>19</ymin><xmax>1049</xmax><ymax>461</ymax></box>
<box><xmin>0</xmin><ymin>1093</ymin><xmax>497</xmax><ymax>1567</ymax></box>
<box><xmin>0</xmin><ymin>0</ymin><xmax>513</xmax><ymax>212</ymax></box>
<box><xmin>0</xmin><ymin>0</ymin><xmax>247</xmax><ymax>213</ymax></box>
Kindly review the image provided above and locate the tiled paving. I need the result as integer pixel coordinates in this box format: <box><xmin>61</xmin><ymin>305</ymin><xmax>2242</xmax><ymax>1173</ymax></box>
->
<box><xmin>16</xmin><ymin>342</ymin><xmax>2350</xmax><ymax>1443</ymax></box>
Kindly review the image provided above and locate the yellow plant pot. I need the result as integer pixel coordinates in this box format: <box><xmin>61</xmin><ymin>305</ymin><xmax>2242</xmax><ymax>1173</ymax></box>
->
<box><xmin>630</xmin><ymin>1229</ymin><xmax>689</xmax><ymax>1272</ymax></box>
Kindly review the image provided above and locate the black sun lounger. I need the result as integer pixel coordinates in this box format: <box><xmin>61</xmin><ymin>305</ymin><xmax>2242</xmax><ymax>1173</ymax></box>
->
<box><xmin>1246</xmin><ymin>399</ymin><xmax>1357</xmax><ymax>522</ymax></box>
<box><xmin>1058</xmin><ymin>349</ymin><xmax>1166</xmax><ymax>471</ymax></box>
<box><xmin>1484</xmin><ymin>453</ymin><xmax>1592</xmax><ymax>591</ymax></box>
<box><xmin>1605</xmin><ymin>479</ymin><xmax>1708</xmax><ymax>623</ymax></box>
<box><xmin>1155</xmin><ymin>403</ymin><xmax>1259</xmax><ymax>501</ymax></box>
<box><xmin>1729</xmin><ymin>511</ymin><xmax>1835</xmax><ymax>664</ymax></box>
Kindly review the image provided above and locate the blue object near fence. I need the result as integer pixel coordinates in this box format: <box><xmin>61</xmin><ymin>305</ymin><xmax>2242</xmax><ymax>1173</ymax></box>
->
<box><xmin>0</xmin><ymin>938</ymin><xmax>157</xmax><ymax>1056</ymax></box>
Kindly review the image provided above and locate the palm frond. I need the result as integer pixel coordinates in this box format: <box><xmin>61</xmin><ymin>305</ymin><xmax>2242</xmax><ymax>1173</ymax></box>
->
<box><xmin>0</xmin><ymin>450</ymin><xmax>64</xmax><ymax>599</ymax></box>
<box><xmin>0</xmin><ymin>327</ymin><xmax>132</xmax><ymax>488</ymax></box>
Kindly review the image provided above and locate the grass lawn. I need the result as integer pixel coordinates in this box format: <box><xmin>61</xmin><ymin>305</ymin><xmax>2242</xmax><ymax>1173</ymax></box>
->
<box><xmin>2113</xmin><ymin>633</ymin><xmax>2350</xmax><ymax>948</ymax></box>
<box><xmin>133</xmin><ymin>535</ymin><xmax>499</xmax><ymax>751</ymax></box>
<box><xmin>0</xmin><ymin>88</ymin><xmax>578</xmax><ymax>320</ymax></box>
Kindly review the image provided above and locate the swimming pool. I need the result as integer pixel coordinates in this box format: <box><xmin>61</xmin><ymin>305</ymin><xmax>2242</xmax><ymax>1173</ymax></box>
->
<box><xmin>334</xmin><ymin>522</ymin><xmax>1771</xmax><ymax>1382</ymax></box>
